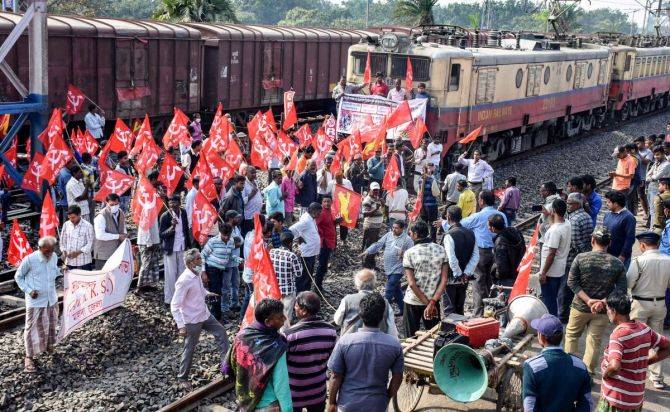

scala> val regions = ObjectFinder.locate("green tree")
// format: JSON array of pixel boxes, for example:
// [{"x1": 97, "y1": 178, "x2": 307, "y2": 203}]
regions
[
  {"x1": 393, "y1": 0, "x2": 438, "y2": 26},
  {"x1": 49, "y1": 0, "x2": 159, "y2": 19},
  {"x1": 153, "y1": 0, "x2": 238, "y2": 23}
]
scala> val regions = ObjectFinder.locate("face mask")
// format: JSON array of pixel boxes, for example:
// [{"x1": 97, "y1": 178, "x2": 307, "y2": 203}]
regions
[
  {"x1": 195, "y1": 118, "x2": 201, "y2": 123},
  {"x1": 193, "y1": 264, "x2": 202, "y2": 273},
  {"x1": 109, "y1": 205, "x2": 120, "y2": 214}
]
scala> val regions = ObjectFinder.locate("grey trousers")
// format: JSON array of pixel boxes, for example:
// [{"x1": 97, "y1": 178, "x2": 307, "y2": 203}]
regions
[
  {"x1": 472, "y1": 247, "x2": 494, "y2": 316},
  {"x1": 164, "y1": 251, "x2": 185, "y2": 304},
  {"x1": 179, "y1": 315, "x2": 230, "y2": 380}
]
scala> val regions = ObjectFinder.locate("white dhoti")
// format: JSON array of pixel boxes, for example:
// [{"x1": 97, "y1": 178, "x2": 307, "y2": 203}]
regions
[
  {"x1": 163, "y1": 251, "x2": 185, "y2": 304},
  {"x1": 24, "y1": 304, "x2": 59, "y2": 358}
]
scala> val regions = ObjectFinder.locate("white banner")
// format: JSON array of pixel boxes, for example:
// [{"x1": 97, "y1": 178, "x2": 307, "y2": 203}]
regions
[
  {"x1": 336, "y1": 94, "x2": 427, "y2": 140},
  {"x1": 57, "y1": 240, "x2": 134, "y2": 341}
]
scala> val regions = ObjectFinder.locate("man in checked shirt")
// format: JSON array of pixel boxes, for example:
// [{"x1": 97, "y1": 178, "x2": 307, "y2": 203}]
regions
[
  {"x1": 60, "y1": 205, "x2": 94, "y2": 270},
  {"x1": 270, "y1": 231, "x2": 303, "y2": 329}
]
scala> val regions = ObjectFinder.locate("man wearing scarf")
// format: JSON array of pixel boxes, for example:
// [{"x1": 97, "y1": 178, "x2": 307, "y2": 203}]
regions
[{"x1": 224, "y1": 299, "x2": 292, "y2": 411}]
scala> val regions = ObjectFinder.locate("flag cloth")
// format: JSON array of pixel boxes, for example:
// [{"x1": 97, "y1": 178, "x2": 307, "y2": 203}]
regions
[
  {"x1": 224, "y1": 138, "x2": 244, "y2": 171},
  {"x1": 70, "y1": 128, "x2": 86, "y2": 155},
  {"x1": 323, "y1": 115, "x2": 337, "y2": 142},
  {"x1": 206, "y1": 151, "x2": 235, "y2": 183},
  {"x1": 285, "y1": 149, "x2": 299, "y2": 172},
  {"x1": 93, "y1": 169, "x2": 135, "y2": 202},
  {"x1": 40, "y1": 108, "x2": 66, "y2": 150},
  {"x1": 192, "y1": 190, "x2": 218, "y2": 244},
  {"x1": 0, "y1": 114, "x2": 9, "y2": 138},
  {"x1": 363, "y1": 52, "x2": 371, "y2": 85},
  {"x1": 250, "y1": 135, "x2": 272, "y2": 171},
  {"x1": 39, "y1": 191, "x2": 59, "y2": 238},
  {"x1": 132, "y1": 176, "x2": 164, "y2": 231},
  {"x1": 129, "y1": 114, "x2": 152, "y2": 157},
  {"x1": 405, "y1": 57, "x2": 413, "y2": 91},
  {"x1": 263, "y1": 108, "x2": 278, "y2": 133},
  {"x1": 163, "y1": 108, "x2": 190, "y2": 150},
  {"x1": 382, "y1": 155, "x2": 401, "y2": 191},
  {"x1": 508, "y1": 224, "x2": 539, "y2": 302},
  {"x1": 277, "y1": 130, "x2": 297, "y2": 159},
  {"x1": 295, "y1": 123, "x2": 313, "y2": 148},
  {"x1": 362, "y1": 125, "x2": 386, "y2": 160},
  {"x1": 458, "y1": 125, "x2": 483, "y2": 145},
  {"x1": 408, "y1": 117, "x2": 428, "y2": 149},
  {"x1": 133, "y1": 138, "x2": 160, "y2": 176},
  {"x1": 41, "y1": 132, "x2": 73, "y2": 185},
  {"x1": 7, "y1": 219, "x2": 33, "y2": 267},
  {"x1": 242, "y1": 213, "x2": 282, "y2": 326},
  {"x1": 313, "y1": 127, "x2": 333, "y2": 155},
  {"x1": 21, "y1": 152, "x2": 45, "y2": 193},
  {"x1": 158, "y1": 154, "x2": 184, "y2": 197},
  {"x1": 82, "y1": 130, "x2": 100, "y2": 155},
  {"x1": 332, "y1": 184, "x2": 362, "y2": 229},
  {"x1": 0, "y1": 137, "x2": 17, "y2": 187},
  {"x1": 108, "y1": 118, "x2": 135, "y2": 153},
  {"x1": 385, "y1": 100, "x2": 412, "y2": 129},
  {"x1": 193, "y1": 159, "x2": 218, "y2": 202},
  {"x1": 283, "y1": 90, "x2": 298, "y2": 130},
  {"x1": 65, "y1": 84, "x2": 86, "y2": 115},
  {"x1": 208, "y1": 109, "x2": 229, "y2": 153},
  {"x1": 408, "y1": 188, "x2": 423, "y2": 222}
]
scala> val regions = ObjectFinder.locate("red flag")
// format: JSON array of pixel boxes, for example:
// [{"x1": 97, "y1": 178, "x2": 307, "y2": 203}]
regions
[
  {"x1": 134, "y1": 138, "x2": 160, "y2": 175},
  {"x1": 263, "y1": 108, "x2": 278, "y2": 133},
  {"x1": 70, "y1": 128, "x2": 85, "y2": 154},
  {"x1": 39, "y1": 109, "x2": 66, "y2": 150},
  {"x1": 508, "y1": 224, "x2": 537, "y2": 302},
  {"x1": 323, "y1": 115, "x2": 337, "y2": 143},
  {"x1": 132, "y1": 176, "x2": 164, "y2": 231},
  {"x1": 408, "y1": 188, "x2": 423, "y2": 222},
  {"x1": 65, "y1": 84, "x2": 86, "y2": 115},
  {"x1": 458, "y1": 125, "x2": 483, "y2": 145},
  {"x1": 21, "y1": 152, "x2": 45, "y2": 193},
  {"x1": 405, "y1": 57, "x2": 413, "y2": 91},
  {"x1": 223, "y1": 138, "x2": 244, "y2": 171},
  {"x1": 330, "y1": 151, "x2": 344, "y2": 175},
  {"x1": 295, "y1": 124, "x2": 313, "y2": 148},
  {"x1": 163, "y1": 108, "x2": 190, "y2": 150},
  {"x1": 82, "y1": 130, "x2": 100, "y2": 155},
  {"x1": 208, "y1": 109, "x2": 230, "y2": 153},
  {"x1": 158, "y1": 154, "x2": 184, "y2": 197},
  {"x1": 285, "y1": 149, "x2": 299, "y2": 172},
  {"x1": 277, "y1": 130, "x2": 297, "y2": 159},
  {"x1": 193, "y1": 159, "x2": 218, "y2": 202},
  {"x1": 39, "y1": 191, "x2": 58, "y2": 238},
  {"x1": 192, "y1": 190, "x2": 218, "y2": 244},
  {"x1": 363, "y1": 52, "x2": 372, "y2": 85},
  {"x1": 206, "y1": 151, "x2": 235, "y2": 182},
  {"x1": 385, "y1": 100, "x2": 413, "y2": 129},
  {"x1": 1, "y1": 137, "x2": 17, "y2": 187},
  {"x1": 109, "y1": 118, "x2": 135, "y2": 153},
  {"x1": 362, "y1": 124, "x2": 387, "y2": 160},
  {"x1": 129, "y1": 114, "x2": 152, "y2": 157},
  {"x1": 242, "y1": 213, "x2": 282, "y2": 326},
  {"x1": 331, "y1": 184, "x2": 362, "y2": 229},
  {"x1": 247, "y1": 111, "x2": 263, "y2": 141},
  {"x1": 408, "y1": 117, "x2": 428, "y2": 149},
  {"x1": 348, "y1": 130, "x2": 363, "y2": 160},
  {"x1": 313, "y1": 127, "x2": 333, "y2": 155},
  {"x1": 382, "y1": 155, "x2": 401, "y2": 191},
  {"x1": 7, "y1": 219, "x2": 33, "y2": 267},
  {"x1": 250, "y1": 135, "x2": 272, "y2": 171},
  {"x1": 41, "y1": 132, "x2": 74, "y2": 185},
  {"x1": 283, "y1": 90, "x2": 298, "y2": 130},
  {"x1": 93, "y1": 169, "x2": 135, "y2": 202}
]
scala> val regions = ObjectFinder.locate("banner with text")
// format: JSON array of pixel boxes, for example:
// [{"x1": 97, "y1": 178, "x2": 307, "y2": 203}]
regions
[
  {"x1": 336, "y1": 94, "x2": 427, "y2": 140},
  {"x1": 57, "y1": 240, "x2": 134, "y2": 341}
]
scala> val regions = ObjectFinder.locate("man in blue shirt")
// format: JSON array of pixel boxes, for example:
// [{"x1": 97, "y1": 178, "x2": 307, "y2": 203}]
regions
[
  {"x1": 522, "y1": 314, "x2": 592, "y2": 412},
  {"x1": 366, "y1": 149, "x2": 385, "y2": 186},
  {"x1": 459, "y1": 190, "x2": 507, "y2": 316},
  {"x1": 582, "y1": 174, "x2": 602, "y2": 226},
  {"x1": 661, "y1": 199, "x2": 670, "y2": 256},
  {"x1": 602, "y1": 190, "x2": 636, "y2": 269},
  {"x1": 201, "y1": 222, "x2": 237, "y2": 321}
]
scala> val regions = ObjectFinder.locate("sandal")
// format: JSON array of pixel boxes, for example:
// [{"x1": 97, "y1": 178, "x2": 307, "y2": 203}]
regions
[{"x1": 24, "y1": 359, "x2": 36, "y2": 373}]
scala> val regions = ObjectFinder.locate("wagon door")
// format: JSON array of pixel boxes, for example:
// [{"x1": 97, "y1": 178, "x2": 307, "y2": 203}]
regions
[
  {"x1": 261, "y1": 41, "x2": 283, "y2": 105},
  {"x1": 115, "y1": 38, "x2": 149, "y2": 117}
]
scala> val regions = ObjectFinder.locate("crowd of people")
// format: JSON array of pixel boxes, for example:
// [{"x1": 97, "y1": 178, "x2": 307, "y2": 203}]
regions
[{"x1": 8, "y1": 79, "x2": 670, "y2": 411}]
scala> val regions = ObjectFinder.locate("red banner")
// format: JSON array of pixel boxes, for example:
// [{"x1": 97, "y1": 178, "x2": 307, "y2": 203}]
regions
[
  {"x1": 331, "y1": 184, "x2": 362, "y2": 229},
  {"x1": 116, "y1": 86, "x2": 151, "y2": 102},
  {"x1": 283, "y1": 90, "x2": 297, "y2": 130}
]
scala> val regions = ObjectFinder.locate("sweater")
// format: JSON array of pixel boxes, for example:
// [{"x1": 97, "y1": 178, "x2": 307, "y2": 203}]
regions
[{"x1": 603, "y1": 209, "x2": 637, "y2": 259}]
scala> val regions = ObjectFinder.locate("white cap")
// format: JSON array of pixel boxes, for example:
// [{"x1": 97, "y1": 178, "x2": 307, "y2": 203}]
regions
[{"x1": 370, "y1": 182, "x2": 380, "y2": 190}]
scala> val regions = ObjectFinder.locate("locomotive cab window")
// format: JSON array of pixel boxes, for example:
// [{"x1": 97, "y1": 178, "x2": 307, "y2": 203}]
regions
[
  {"x1": 449, "y1": 64, "x2": 460, "y2": 91},
  {"x1": 352, "y1": 52, "x2": 386, "y2": 77},
  {"x1": 624, "y1": 55, "x2": 632, "y2": 72},
  {"x1": 391, "y1": 56, "x2": 430, "y2": 81}
]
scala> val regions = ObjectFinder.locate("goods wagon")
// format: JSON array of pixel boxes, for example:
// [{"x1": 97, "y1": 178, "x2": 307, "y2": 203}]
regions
[
  {"x1": 185, "y1": 23, "x2": 376, "y2": 117},
  {"x1": 0, "y1": 12, "x2": 202, "y2": 122}
]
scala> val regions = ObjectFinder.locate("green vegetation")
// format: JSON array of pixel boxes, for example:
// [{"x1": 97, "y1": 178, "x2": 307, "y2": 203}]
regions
[{"x1": 153, "y1": 0, "x2": 238, "y2": 22}]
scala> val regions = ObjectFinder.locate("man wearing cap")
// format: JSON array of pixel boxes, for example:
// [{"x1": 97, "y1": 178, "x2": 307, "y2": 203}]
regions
[
  {"x1": 651, "y1": 177, "x2": 670, "y2": 233},
  {"x1": 626, "y1": 230, "x2": 670, "y2": 388},
  {"x1": 362, "y1": 182, "x2": 384, "y2": 269},
  {"x1": 564, "y1": 226, "x2": 626, "y2": 374},
  {"x1": 523, "y1": 314, "x2": 592, "y2": 411}
]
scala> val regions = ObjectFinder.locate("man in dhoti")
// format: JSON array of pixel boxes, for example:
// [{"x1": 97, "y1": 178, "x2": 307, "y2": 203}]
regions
[{"x1": 14, "y1": 236, "x2": 62, "y2": 373}]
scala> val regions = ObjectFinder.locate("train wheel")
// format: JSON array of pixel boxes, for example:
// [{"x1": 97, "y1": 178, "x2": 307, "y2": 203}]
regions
[
  {"x1": 496, "y1": 369, "x2": 523, "y2": 412},
  {"x1": 392, "y1": 370, "x2": 424, "y2": 412}
]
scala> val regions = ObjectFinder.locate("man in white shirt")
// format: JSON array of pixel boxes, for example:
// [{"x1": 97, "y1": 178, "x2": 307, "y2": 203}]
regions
[
  {"x1": 93, "y1": 193, "x2": 127, "y2": 270},
  {"x1": 427, "y1": 136, "x2": 443, "y2": 180},
  {"x1": 60, "y1": 205, "x2": 94, "y2": 270},
  {"x1": 241, "y1": 166, "x2": 262, "y2": 236},
  {"x1": 84, "y1": 104, "x2": 105, "y2": 140},
  {"x1": 171, "y1": 248, "x2": 229, "y2": 386},
  {"x1": 385, "y1": 187, "x2": 408, "y2": 228},
  {"x1": 185, "y1": 177, "x2": 199, "y2": 227},
  {"x1": 413, "y1": 139, "x2": 429, "y2": 194},
  {"x1": 457, "y1": 149, "x2": 494, "y2": 198},
  {"x1": 317, "y1": 155, "x2": 334, "y2": 199},
  {"x1": 332, "y1": 76, "x2": 366, "y2": 102},
  {"x1": 289, "y1": 202, "x2": 322, "y2": 293},
  {"x1": 443, "y1": 164, "x2": 466, "y2": 207},
  {"x1": 65, "y1": 168, "x2": 90, "y2": 222},
  {"x1": 387, "y1": 78, "x2": 407, "y2": 103},
  {"x1": 537, "y1": 198, "x2": 572, "y2": 317}
]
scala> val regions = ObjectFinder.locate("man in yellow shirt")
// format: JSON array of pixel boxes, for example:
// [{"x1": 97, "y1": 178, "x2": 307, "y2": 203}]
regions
[{"x1": 457, "y1": 179, "x2": 476, "y2": 218}]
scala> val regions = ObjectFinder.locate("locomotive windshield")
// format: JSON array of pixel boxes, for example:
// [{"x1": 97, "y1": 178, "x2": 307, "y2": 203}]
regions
[{"x1": 351, "y1": 52, "x2": 430, "y2": 81}]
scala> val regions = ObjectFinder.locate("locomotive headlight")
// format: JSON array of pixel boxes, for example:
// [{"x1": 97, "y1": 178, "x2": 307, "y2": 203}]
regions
[{"x1": 380, "y1": 33, "x2": 399, "y2": 51}]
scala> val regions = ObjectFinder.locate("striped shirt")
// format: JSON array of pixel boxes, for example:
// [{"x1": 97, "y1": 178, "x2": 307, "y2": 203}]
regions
[
  {"x1": 285, "y1": 316, "x2": 337, "y2": 408},
  {"x1": 201, "y1": 235, "x2": 235, "y2": 270},
  {"x1": 600, "y1": 321, "x2": 669, "y2": 409}
]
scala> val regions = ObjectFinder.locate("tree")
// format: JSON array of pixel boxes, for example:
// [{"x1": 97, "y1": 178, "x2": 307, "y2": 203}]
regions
[
  {"x1": 49, "y1": 0, "x2": 159, "y2": 19},
  {"x1": 393, "y1": 0, "x2": 438, "y2": 26},
  {"x1": 153, "y1": 0, "x2": 238, "y2": 23}
]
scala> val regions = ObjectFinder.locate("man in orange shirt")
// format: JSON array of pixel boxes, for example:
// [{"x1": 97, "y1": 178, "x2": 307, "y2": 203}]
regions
[{"x1": 610, "y1": 146, "x2": 637, "y2": 193}]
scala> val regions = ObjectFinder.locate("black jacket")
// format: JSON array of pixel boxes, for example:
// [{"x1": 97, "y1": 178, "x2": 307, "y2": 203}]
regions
[
  {"x1": 492, "y1": 227, "x2": 526, "y2": 280},
  {"x1": 159, "y1": 208, "x2": 192, "y2": 255},
  {"x1": 221, "y1": 187, "x2": 244, "y2": 217}
]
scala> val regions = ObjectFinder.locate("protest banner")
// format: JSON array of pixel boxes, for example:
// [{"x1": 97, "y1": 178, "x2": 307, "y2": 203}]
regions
[{"x1": 58, "y1": 240, "x2": 134, "y2": 341}]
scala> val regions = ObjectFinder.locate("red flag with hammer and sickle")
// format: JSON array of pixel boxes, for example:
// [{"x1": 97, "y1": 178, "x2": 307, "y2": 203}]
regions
[
  {"x1": 163, "y1": 108, "x2": 191, "y2": 150},
  {"x1": 39, "y1": 191, "x2": 58, "y2": 238},
  {"x1": 108, "y1": 118, "x2": 135, "y2": 153},
  {"x1": 158, "y1": 154, "x2": 184, "y2": 197},
  {"x1": 208, "y1": 109, "x2": 230, "y2": 153},
  {"x1": 7, "y1": 219, "x2": 33, "y2": 267},
  {"x1": 41, "y1": 132, "x2": 73, "y2": 185},
  {"x1": 331, "y1": 184, "x2": 362, "y2": 229},
  {"x1": 134, "y1": 137, "x2": 161, "y2": 176},
  {"x1": 21, "y1": 152, "x2": 45, "y2": 193},
  {"x1": 283, "y1": 91, "x2": 298, "y2": 131},
  {"x1": 65, "y1": 84, "x2": 86, "y2": 115},
  {"x1": 206, "y1": 151, "x2": 235, "y2": 183},
  {"x1": 277, "y1": 130, "x2": 298, "y2": 159},
  {"x1": 408, "y1": 117, "x2": 428, "y2": 149},
  {"x1": 70, "y1": 128, "x2": 86, "y2": 154},
  {"x1": 295, "y1": 123, "x2": 313, "y2": 148},
  {"x1": 242, "y1": 213, "x2": 282, "y2": 326},
  {"x1": 130, "y1": 114, "x2": 153, "y2": 157},
  {"x1": 408, "y1": 187, "x2": 423, "y2": 222},
  {"x1": 323, "y1": 115, "x2": 337, "y2": 142},
  {"x1": 385, "y1": 100, "x2": 413, "y2": 130},
  {"x1": 363, "y1": 52, "x2": 372, "y2": 85},
  {"x1": 39, "y1": 108, "x2": 66, "y2": 150},
  {"x1": 382, "y1": 155, "x2": 401, "y2": 191},
  {"x1": 93, "y1": 169, "x2": 135, "y2": 202},
  {"x1": 192, "y1": 190, "x2": 218, "y2": 244},
  {"x1": 250, "y1": 135, "x2": 271, "y2": 171},
  {"x1": 82, "y1": 129, "x2": 100, "y2": 155},
  {"x1": 224, "y1": 138, "x2": 244, "y2": 171},
  {"x1": 405, "y1": 57, "x2": 413, "y2": 91},
  {"x1": 132, "y1": 176, "x2": 164, "y2": 231},
  {"x1": 193, "y1": 158, "x2": 218, "y2": 202}
]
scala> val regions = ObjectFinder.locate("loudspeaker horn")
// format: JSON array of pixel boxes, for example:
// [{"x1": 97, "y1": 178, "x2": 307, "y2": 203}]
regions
[
  {"x1": 502, "y1": 294, "x2": 548, "y2": 339},
  {"x1": 433, "y1": 343, "x2": 488, "y2": 402}
]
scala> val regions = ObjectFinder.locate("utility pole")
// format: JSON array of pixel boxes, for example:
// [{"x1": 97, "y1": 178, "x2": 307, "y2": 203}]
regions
[
  {"x1": 630, "y1": 10, "x2": 638, "y2": 35},
  {"x1": 365, "y1": 0, "x2": 369, "y2": 28}
]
